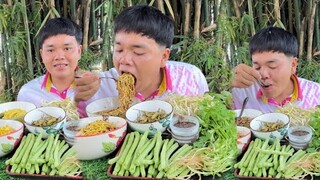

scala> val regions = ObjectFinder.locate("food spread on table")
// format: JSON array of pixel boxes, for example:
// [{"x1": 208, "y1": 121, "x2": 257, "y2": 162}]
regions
[{"x1": 0, "y1": 93, "x2": 320, "y2": 180}]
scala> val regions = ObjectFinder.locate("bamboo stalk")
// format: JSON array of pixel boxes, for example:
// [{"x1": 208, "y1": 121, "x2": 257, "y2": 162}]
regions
[
  {"x1": 90, "y1": 1, "x2": 97, "y2": 41},
  {"x1": 202, "y1": 0, "x2": 209, "y2": 26},
  {"x1": 247, "y1": 0, "x2": 255, "y2": 36},
  {"x1": 293, "y1": 0, "x2": 301, "y2": 40},
  {"x1": 257, "y1": 0, "x2": 263, "y2": 26},
  {"x1": 21, "y1": 0, "x2": 34, "y2": 77},
  {"x1": 193, "y1": 0, "x2": 201, "y2": 39},
  {"x1": 274, "y1": 0, "x2": 281, "y2": 21},
  {"x1": 298, "y1": 17, "x2": 306, "y2": 59},
  {"x1": 63, "y1": 0, "x2": 68, "y2": 17},
  {"x1": 232, "y1": 0, "x2": 241, "y2": 18},
  {"x1": 183, "y1": 0, "x2": 191, "y2": 36},
  {"x1": 306, "y1": 1, "x2": 317, "y2": 61},
  {"x1": 4, "y1": 32, "x2": 12, "y2": 95},
  {"x1": 70, "y1": 0, "x2": 76, "y2": 22},
  {"x1": 288, "y1": 0, "x2": 293, "y2": 33},
  {"x1": 156, "y1": 0, "x2": 165, "y2": 14},
  {"x1": 82, "y1": 0, "x2": 91, "y2": 51},
  {"x1": 315, "y1": 4, "x2": 320, "y2": 51},
  {"x1": 49, "y1": 0, "x2": 55, "y2": 19},
  {"x1": 101, "y1": 1, "x2": 113, "y2": 70},
  {"x1": 172, "y1": 0, "x2": 179, "y2": 34},
  {"x1": 0, "y1": 34, "x2": 5, "y2": 94}
]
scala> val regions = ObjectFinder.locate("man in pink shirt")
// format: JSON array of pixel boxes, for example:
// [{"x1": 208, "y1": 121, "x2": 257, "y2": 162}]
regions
[
  {"x1": 232, "y1": 26, "x2": 320, "y2": 113},
  {"x1": 75, "y1": 5, "x2": 209, "y2": 114}
]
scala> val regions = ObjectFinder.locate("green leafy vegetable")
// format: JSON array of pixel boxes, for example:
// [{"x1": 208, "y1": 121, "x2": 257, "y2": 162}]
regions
[{"x1": 306, "y1": 107, "x2": 320, "y2": 153}]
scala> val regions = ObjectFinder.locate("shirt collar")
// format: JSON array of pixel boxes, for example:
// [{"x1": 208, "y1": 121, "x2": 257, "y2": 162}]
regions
[
  {"x1": 41, "y1": 72, "x2": 76, "y2": 98},
  {"x1": 256, "y1": 74, "x2": 302, "y2": 106},
  {"x1": 135, "y1": 66, "x2": 172, "y2": 101}
]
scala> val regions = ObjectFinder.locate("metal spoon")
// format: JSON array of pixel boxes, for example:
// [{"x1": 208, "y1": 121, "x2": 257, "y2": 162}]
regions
[
  {"x1": 74, "y1": 75, "x2": 117, "y2": 81},
  {"x1": 236, "y1": 97, "x2": 249, "y2": 121}
]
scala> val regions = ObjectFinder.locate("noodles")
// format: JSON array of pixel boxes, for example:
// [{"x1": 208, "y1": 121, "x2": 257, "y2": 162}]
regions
[
  {"x1": 0, "y1": 125, "x2": 15, "y2": 136},
  {"x1": 2, "y1": 109, "x2": 27, "y2": 119},
  {"x1": 42, "y1": 98, "x2": 80, "y2": 121},
  {"x1": 77, "y1": 120, "x2": 116, "y2": 136},
  {"x1": 97, "y1": 73, "x2": 135, "y2": 117}
]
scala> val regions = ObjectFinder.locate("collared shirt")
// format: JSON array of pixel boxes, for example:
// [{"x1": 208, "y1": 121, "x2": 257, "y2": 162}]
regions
[
  {"x1": 232, "y1": 75, "x2": 320, "y2": 113},
  {"x1": 17, "y1": 72, "x2": 77, "y2": 107},
  {"x1": 83, "y1": 61, "x2": 209, "y2": 116}
]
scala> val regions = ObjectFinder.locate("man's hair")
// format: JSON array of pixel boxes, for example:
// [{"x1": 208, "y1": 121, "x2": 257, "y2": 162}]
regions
[
  {"x1": 38, "y1": 17, "x2": 82, "y2": 48},
  {"x1": 114, "y1": 5, "x2": 174, "y2": 48},
  {"x1": 249, "y1": 26, "x2": 298, "y2": 57}
]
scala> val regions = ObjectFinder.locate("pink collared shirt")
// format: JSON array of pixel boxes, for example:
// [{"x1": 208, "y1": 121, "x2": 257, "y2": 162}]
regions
[
  {"x1": 232, "y1": 77, "x2": 320, "y2": 113},
  {"x1": 17, "y1": 72, "x2": 76, "y2": 107}
]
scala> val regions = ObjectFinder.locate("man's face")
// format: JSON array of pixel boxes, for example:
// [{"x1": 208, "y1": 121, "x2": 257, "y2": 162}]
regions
[
  {"x1": 252, "y1": 51, "x2": 297, "y2": 101},
  {"x1": 40, "y1": 34, "x2": 82, "y2": 80},
  {"x1": 113, "y1": 31, "x2": 170, "y2": 93}
]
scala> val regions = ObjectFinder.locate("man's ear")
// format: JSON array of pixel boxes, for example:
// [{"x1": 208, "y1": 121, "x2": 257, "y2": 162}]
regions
[
  {"x1": 160, "y1": 48, "x2": 170, "y2": 67},
  {"x1": 77, "y1": 45, "x2": 83, "y2": 62},
  {"x1": 291, "y1": 57, "x2": 298, "y2": 74},
  {"x1": 40, "y1": 49, "x2": 44, "y2": 61}
]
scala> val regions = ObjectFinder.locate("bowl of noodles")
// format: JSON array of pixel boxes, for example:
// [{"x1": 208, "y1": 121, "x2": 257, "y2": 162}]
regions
[
  {"x1": 23, "y1": 106, "x2": 67, "y2": 138},
  {"x1": 0, "y1": 120, "x2": 24, "y2": 157},
  {"x1": 126, "y1": 100, "x2": 173, "y2": 136},
  {"x1": 0, "y1": 101, "x2": 36, "y2": 122},
  {"x1": 63, "y1": 116, "x2": 127, "y2": 160}
]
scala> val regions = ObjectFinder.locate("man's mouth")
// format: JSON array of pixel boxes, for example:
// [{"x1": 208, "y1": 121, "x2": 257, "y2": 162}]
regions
[
  {"x1": 121, "y1": 71, "x2": 137, "y2": 85},
  {"x1": 53, "y1": 64, "x2": 68, "y2": 67}
]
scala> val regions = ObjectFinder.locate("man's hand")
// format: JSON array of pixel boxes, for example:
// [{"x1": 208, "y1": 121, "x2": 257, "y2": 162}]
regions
[
  {"x1": 74, "y1": 72, "x2": 100, "y2": 103},
  {"x1": 231, "y1": 64, "x2": 260, "y2": 88}
]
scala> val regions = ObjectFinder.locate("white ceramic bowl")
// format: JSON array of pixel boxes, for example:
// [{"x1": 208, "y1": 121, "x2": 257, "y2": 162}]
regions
[
  {"x1": 0, "y1": 101, "x2": 36, "y2": 122},
  {"x1": 86, "y1": 97, "x2": 119, "y2": 117},
  {"x1": 237, "y1": 126, "x2": 251, "y2": 153},
  {"x1": 68, "y1": 116, "x2": 127, "y2": 160},
  {"x1": 234, "y1": 109, "x2": 263, "y2": 128},
  {"x1": 126, "y1": 100, "x2": 173, "y2": 136},
  {"x1": 250, "y1": 113, "x2": 290, "y2": 141},
  {"x1": 0, "y1": 120, "x2": 24, "y2": 157},
  {"x1": 23, "y1": 106, "x2": 67, "y2": 138}
]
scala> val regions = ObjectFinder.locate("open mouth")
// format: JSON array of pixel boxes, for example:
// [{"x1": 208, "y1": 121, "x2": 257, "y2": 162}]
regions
[
  {"x1": 121, "y1": 71, "x2": 137, "y2": 85},
  {"x1": 53, "y1": 64, "x2": 68, "y2": 67}
]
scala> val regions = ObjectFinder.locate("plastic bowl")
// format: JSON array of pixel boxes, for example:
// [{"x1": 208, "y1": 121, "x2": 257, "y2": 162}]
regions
[
  {"x1": 287, "y1": 125, "x2": 312, "y2": 150},
  {"x1": 0, "y1": 101, "x2": 36, "y2": 122},
  {"x1": 250, "y1": 113, "x2": 290, "y2": 141},
  {"x1": 0, "y1": 120, "x2": 24, "y2": 157},
  {"x1": 126, "y1": 100, "x2": 173, "y2": 136},
  {"x1": 237, "y1": 126, "x2": 251, "y2": 153},
  {"x1": 24, "y1": 106, "x2": 67, "y2": 138},
  {"x1": 69, "y1": 116, "x2": 127, "y2": 160},
  {"x1": 169, "y1": 116, "x2": 200, "y2": 145}
]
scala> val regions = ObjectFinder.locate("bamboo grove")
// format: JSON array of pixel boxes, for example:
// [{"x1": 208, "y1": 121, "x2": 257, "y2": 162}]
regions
[{"x1": 0, "y1": 0, "x2": 319, "y2": 102}]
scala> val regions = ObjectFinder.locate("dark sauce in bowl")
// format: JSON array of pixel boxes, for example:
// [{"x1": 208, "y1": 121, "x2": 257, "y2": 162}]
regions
[{"x1": 174, "y1": 121, "x2": 195, "y2": 128}]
